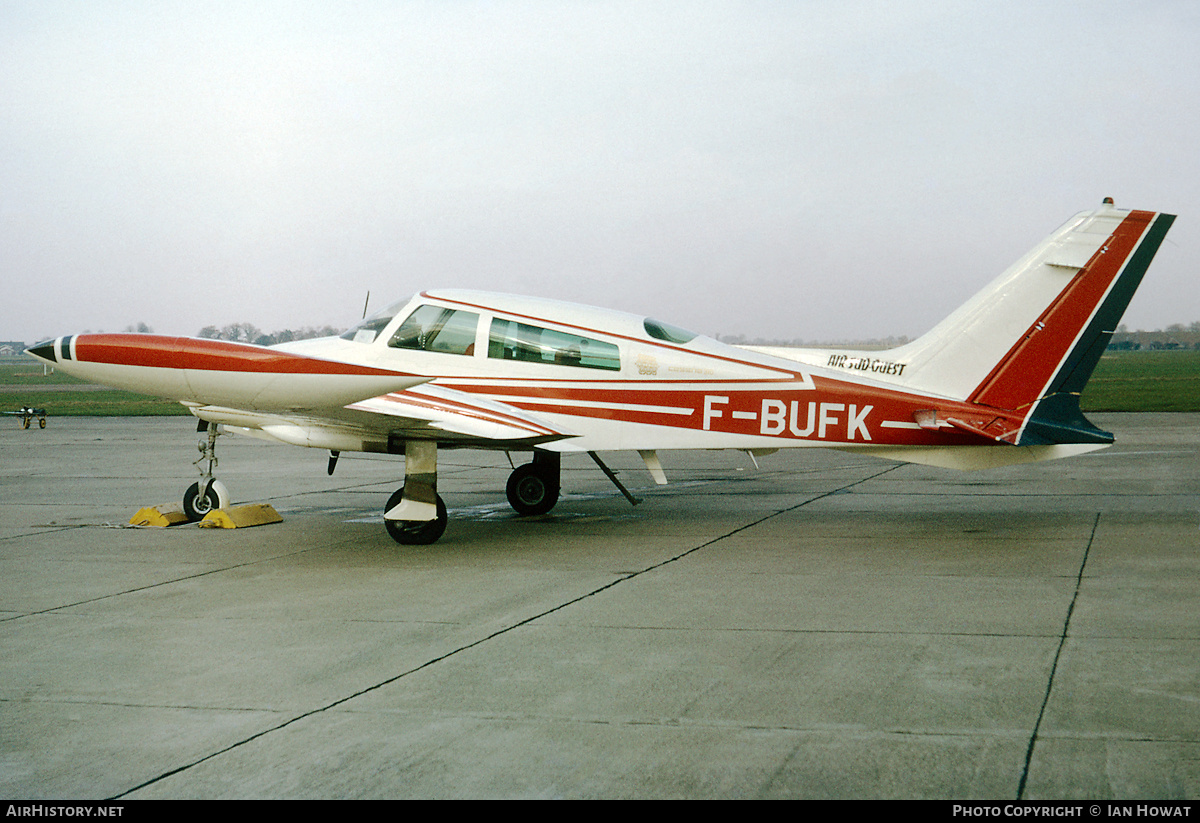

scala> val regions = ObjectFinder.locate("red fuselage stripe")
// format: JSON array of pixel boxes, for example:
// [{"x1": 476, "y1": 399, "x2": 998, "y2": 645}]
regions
[
  {"x1": 75, "y1": 335, "x2": 414, "y2": 377},
  {"x1": 447, "y1": 378, "x2": 1006, "y2": 446}
]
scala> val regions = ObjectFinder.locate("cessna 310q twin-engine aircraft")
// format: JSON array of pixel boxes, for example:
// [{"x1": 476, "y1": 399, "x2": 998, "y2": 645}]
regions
[{"x1": 26, "y1": 201, "x2": 1175, "y2": 544}]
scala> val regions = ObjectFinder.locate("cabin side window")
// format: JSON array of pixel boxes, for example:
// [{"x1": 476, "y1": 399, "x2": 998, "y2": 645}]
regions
[
  {"x1": 488, "y1": 318, "x2": 620, "y2": 371},
  {"x1": 388, "y1": 305, "x2": 479, "y2": 355}
]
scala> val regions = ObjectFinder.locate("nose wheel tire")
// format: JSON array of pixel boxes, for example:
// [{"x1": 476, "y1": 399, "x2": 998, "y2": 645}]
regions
[
  {"x1": 183, "y1": 480, "x2": 230, "y2": 522},
  {"x1": 506, "y1": 463, "x2": 560, "y2": 516},
  {"x1": 384, "y1": 490, "x2": 448, "y2": 545}
]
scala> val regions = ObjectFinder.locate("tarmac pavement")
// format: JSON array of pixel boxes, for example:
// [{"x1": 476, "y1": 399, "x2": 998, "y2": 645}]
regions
[{"x1": 0, "y1": 414, "x2": 1196, "y2": 799}]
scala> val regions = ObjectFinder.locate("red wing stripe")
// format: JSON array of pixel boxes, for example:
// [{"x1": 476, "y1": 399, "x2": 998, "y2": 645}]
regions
[{"x1": 366, "y1": 391, "x2": 560, "y2": 436}]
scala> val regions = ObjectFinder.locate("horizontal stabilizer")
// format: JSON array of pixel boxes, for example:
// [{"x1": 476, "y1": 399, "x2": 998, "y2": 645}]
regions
[{"x1": 835, "y1": 443, "x2": 1110, "y2": 470}]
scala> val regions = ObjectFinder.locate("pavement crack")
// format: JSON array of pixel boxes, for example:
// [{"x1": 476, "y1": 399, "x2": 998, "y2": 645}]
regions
[{"x1": 1015, "y1": 511, "x2": 1100, "y2": 800}]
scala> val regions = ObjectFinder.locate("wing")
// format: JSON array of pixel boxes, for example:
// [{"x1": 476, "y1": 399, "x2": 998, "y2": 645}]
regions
[{"x1": 193, "y1": 382, "x2": 577, "y2": 453}]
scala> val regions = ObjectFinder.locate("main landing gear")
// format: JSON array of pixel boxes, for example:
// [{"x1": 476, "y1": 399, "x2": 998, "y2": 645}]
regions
[
  {"x1": 382, "y1": 446, "x2": 563, "y2": 546},
  {"x1": 383, "y1": 440, "x2": 448, "y2": 545},
  {"x1": 385, "y1": 489, "x2": 447, "y2": 545},
  {"x1": 505, "y1": 451, "x2": 560, "y2": 516}
]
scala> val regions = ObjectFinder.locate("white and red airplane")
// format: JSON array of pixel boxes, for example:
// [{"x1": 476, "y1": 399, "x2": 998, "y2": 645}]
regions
[{"x1": 26, "y1": 200, "x2": 1175, "y2": 544}]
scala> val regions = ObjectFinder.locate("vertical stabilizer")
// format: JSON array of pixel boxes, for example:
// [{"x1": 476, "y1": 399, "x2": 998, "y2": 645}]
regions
[{"x1": 889, "y1": 202, "x2": 1174, "y2": 444}]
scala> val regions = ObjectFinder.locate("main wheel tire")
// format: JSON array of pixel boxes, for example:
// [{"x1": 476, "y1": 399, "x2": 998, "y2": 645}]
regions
[
  {"x1": 183, "y1": 480, "x2": 230, "y2": 522},
  {"x1": 506, "y1": 463, "x2": 560, "y2": 516},
  {"x1": 384, "y1": 490, "x2": 448, "y2": 545}
]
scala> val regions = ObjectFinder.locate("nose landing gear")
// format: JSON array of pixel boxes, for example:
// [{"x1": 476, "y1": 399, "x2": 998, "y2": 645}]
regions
[{"x1": 182, "y1": 421, "x2": 231, "y2": 522}]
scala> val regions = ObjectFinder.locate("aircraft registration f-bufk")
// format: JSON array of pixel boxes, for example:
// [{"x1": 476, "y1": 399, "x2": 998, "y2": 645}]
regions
[{"x1": 27, "y1": 201, "x2": 1175, "y2": 544}]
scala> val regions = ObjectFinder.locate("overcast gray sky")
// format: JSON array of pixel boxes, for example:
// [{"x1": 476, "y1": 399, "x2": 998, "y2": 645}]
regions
[{"x1": 2, "y1": 0, "x2": 1197, "y2": 346}]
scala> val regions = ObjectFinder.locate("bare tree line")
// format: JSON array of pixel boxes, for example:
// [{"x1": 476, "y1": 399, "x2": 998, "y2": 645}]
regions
[
  {"x1": 115, "y1": 322, "x2": 343, "y2": 346},
  {"x1": 196, "y1": 323, "x2": 344, "y2": 346}
]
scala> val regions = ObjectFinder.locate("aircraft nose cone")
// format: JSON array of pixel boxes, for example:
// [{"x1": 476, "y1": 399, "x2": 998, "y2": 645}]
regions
[{"x1": 26, "y1": 340, "x2": 57, "y2": 363}]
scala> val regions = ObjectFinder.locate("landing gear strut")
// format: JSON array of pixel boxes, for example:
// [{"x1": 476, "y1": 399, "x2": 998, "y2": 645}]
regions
[
  {"x1": 183, "y1": 420, "x2": 230, "y2": 521},
  {"x1": 506, "y1": 451, "x2": 560, "y2": 516}
]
